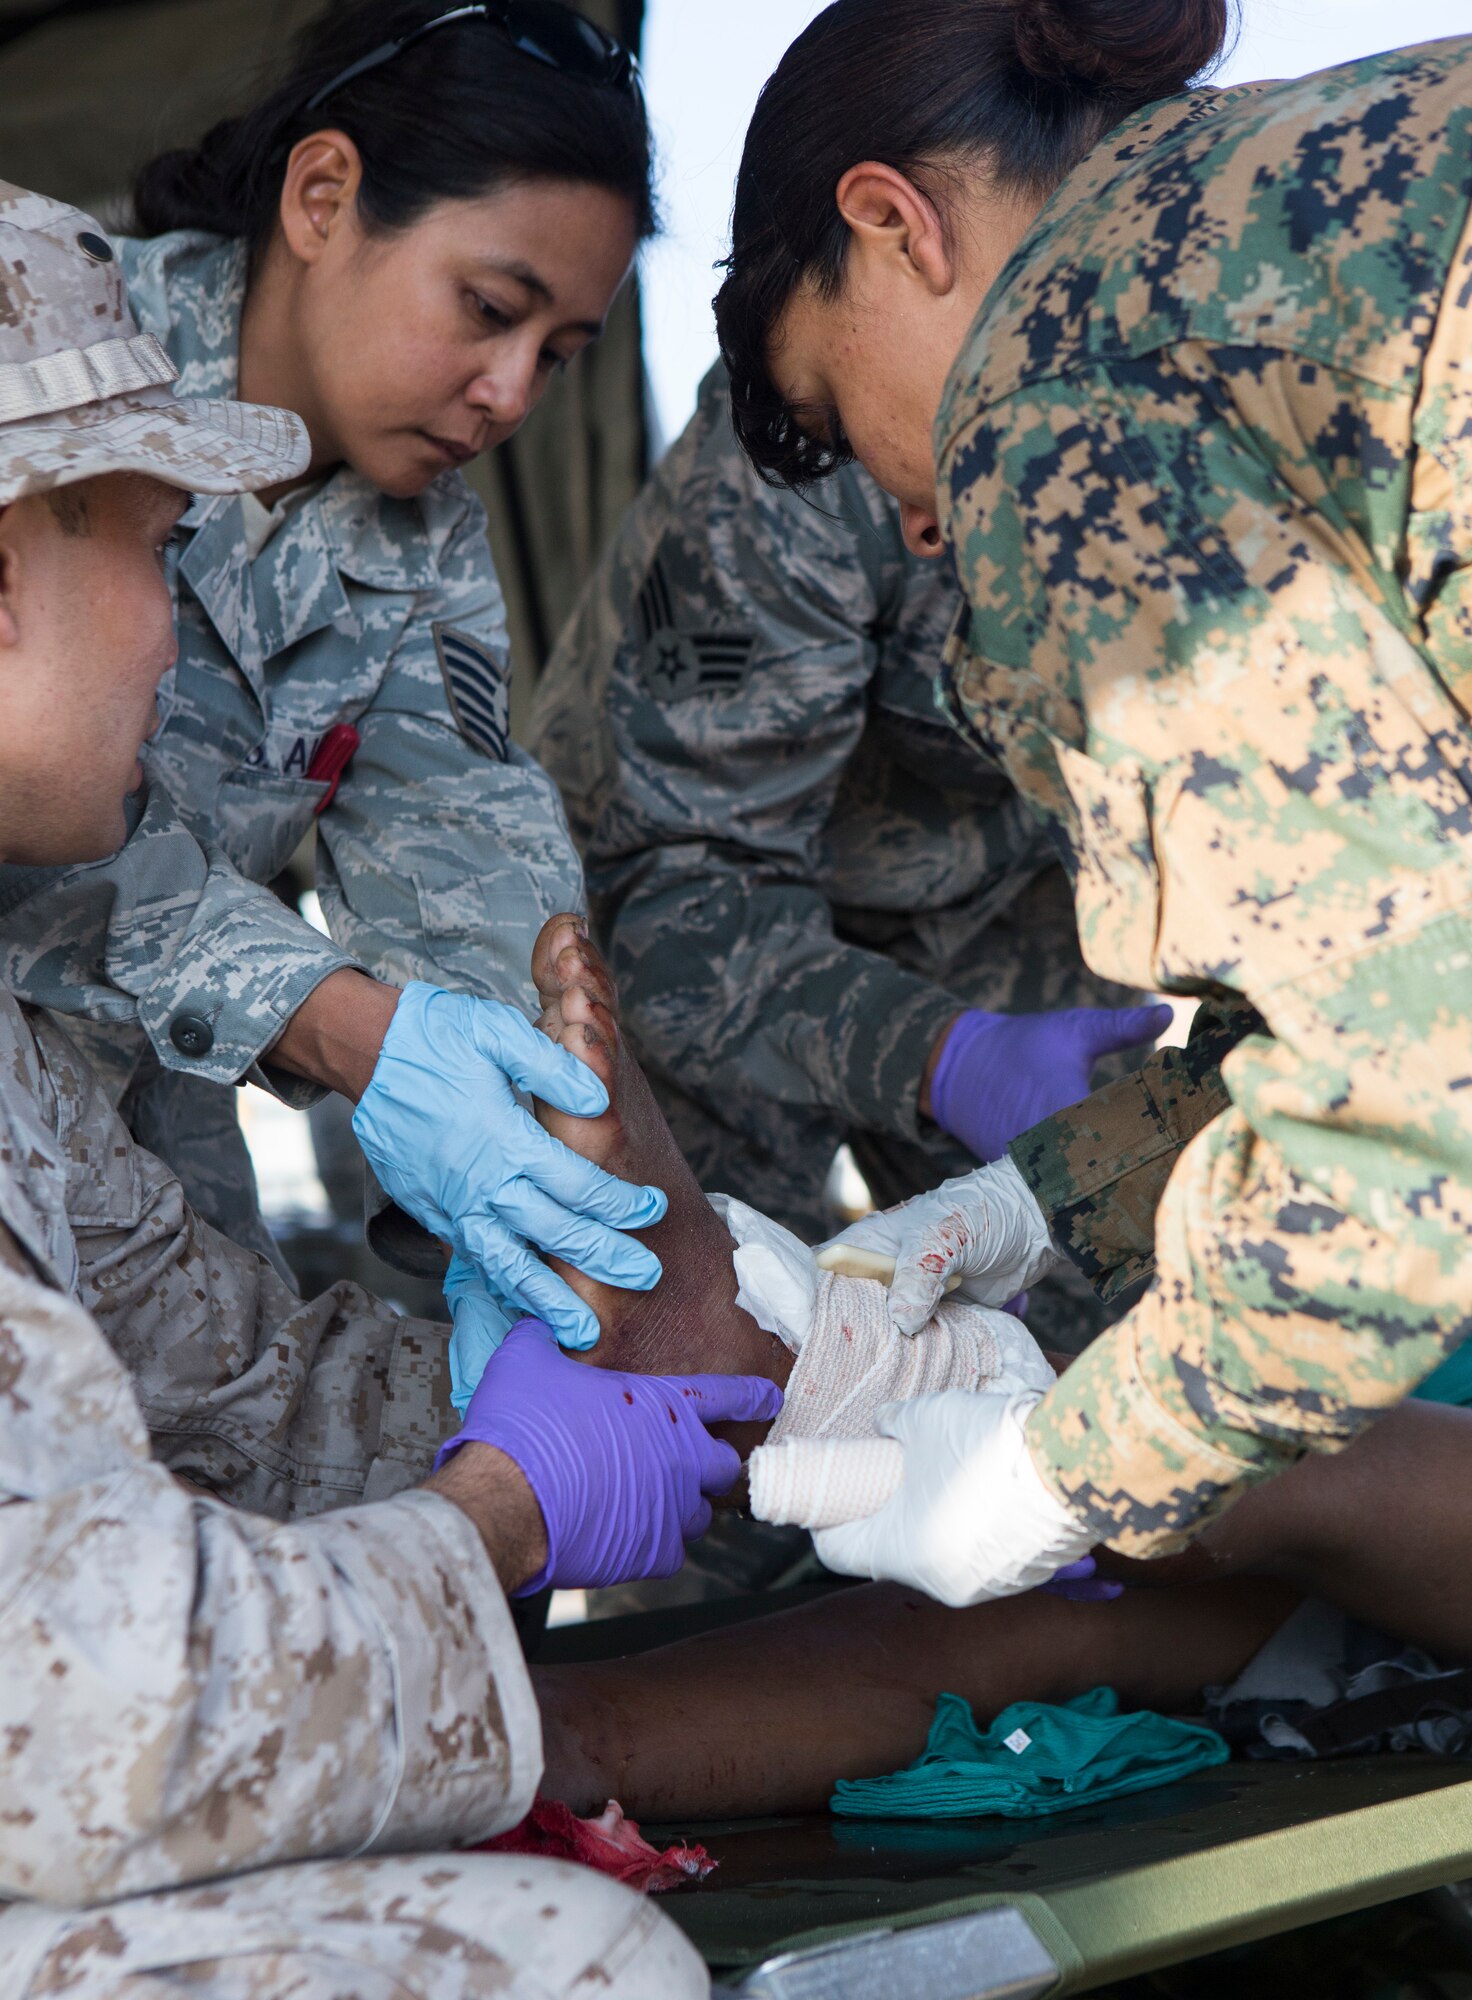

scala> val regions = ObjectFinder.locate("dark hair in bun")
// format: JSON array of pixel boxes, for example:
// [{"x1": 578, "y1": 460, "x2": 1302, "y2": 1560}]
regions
[
  {"x1": 717, "y1": 0, "x2": 1234, "y2": 489},
  {"x1": 132, "y1": 0, "x2": 654, "y2": 249}
]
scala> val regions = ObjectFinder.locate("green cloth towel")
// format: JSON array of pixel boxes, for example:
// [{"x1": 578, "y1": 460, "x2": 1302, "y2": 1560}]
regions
[
  {"x1": 1414, "y1": 1341, "x2": 1472, "y2": 1407},
  {"x1": 831, "y1": 1687, "x2": 1229, "y2": 1821}
]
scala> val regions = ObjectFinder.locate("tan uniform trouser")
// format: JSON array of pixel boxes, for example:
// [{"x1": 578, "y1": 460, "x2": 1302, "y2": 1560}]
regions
[{"x1": 0, "y1": 1854, "x2": 707, "y2": 2000}]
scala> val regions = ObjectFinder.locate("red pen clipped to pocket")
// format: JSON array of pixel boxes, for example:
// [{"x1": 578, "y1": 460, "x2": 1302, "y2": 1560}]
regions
[{"x1": 307, "y1": 723, "x2": 361, "y2": 813}]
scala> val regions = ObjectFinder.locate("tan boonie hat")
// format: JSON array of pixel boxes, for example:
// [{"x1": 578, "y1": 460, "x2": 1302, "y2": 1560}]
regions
[{"x1": 0, "y1": 180, "x2": 308, "y2": 505}]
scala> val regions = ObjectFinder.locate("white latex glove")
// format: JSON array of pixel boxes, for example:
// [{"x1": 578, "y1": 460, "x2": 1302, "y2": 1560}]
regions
[
  {"x1": 819, "y1": 1157, "x2": 1061, "y2": 1335},
  {"x1": 813, "y1": 1388, "x2": 1093, "y2": 1607}
]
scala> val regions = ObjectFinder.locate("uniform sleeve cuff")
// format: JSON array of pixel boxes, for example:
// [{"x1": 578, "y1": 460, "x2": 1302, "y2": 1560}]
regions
[
  {"x1": 139, "y1": 949, "x2": 358, "y2": 1091},
  {"x1": 306, "y1": 1490, "x2": 541, "y2": 1852},
  {"x1": 1026, "y1": 1293, "x2": 1267, "y2": 1559},
  {"x1": 843, "y1": 976, "x2": 967, "y2": 1142}
]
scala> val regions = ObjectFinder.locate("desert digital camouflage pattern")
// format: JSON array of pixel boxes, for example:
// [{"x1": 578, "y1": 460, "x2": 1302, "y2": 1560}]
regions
[
  {"x1": 935, "y1": 38, "x2": 1472, "y2": 1553},
  {"x1": 0, "y1": 1853, "x2": 707, "y2": 1999},
  {"x1": 0, "y1": 986, "x2": 536, "y2": 1893},
  {"x1": 0, "y1": 993, "x2": 705, "y2": 1993},
  {"x1": 0, "y1": 230, "x2": 583, "y2": 1251},
  {"x1": 531, "y1": 365, "x2": 1142, "y2": 1258},
  {"x1": 7, "y1": 993, "x2": 456, "y2": 1513},
  {"x1": 0, "y1": 181, "x2": 306, "y2": 505}
]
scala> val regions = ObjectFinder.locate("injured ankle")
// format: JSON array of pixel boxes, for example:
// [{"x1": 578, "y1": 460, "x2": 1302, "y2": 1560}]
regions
[{"x1": 718, "y1": 1196, "x2": 1053, "y2": 1524}]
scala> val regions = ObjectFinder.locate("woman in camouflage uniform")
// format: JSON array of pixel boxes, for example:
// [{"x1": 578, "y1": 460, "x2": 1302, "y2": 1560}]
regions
[
  {"x1": 0, "y1": 0, "x2": 668, "y2": 1350},
  {"x1": 717, "y1": 2, "x2": 1472, "y2": 1601}
]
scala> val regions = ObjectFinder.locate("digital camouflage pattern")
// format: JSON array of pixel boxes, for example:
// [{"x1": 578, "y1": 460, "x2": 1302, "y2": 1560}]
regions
[
  {"x1": 0, "y1": 181, "x2": 307, "y2": 507},
  {"x1": 936, "y1": 39, "x2": 1472, "y2": 1554},
  {"x1": 0, "y1": 994, "x2": 704, "y2": 1993},
  {"x1": 1009, "y1": 999, "x2": 1246, "y2": 1304},
  {"x1": 0, "y1": 230, "x2": 583, "y2": 1250},
  {"x1": 531, "y1": 365, "x2": 1142, "y2": 1257},
  {"x1": 0, "y1": 1852, "x2": 707, "y2": 1999},
  {"x1": 0, "y1": 986, "x2": 543, "y2": 1902}
]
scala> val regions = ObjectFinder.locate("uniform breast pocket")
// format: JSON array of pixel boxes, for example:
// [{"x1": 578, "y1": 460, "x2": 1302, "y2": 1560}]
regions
[
  {"x1": 214, "y1": 767, "x2": 330, "y2": 884},
  {"x1": 1049, "y1": 736, "x2": 1166, "y2": 992}
]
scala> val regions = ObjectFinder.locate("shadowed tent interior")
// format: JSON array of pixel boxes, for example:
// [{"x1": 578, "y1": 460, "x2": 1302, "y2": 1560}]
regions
[{"x1": 0, "y1": 0, "x2": 648, "y2": 727}]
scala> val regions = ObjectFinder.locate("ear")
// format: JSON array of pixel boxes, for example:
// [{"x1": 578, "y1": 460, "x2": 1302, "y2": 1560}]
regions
[
  {"x1": 0, "y1": 503, "x2": 21, "y2": 651},
  {"x1": 834, "y1": 162, "x2": 956, "y2": 299},
  {"x1": 277, "y1": 130, "x2": 365, "y2": 267}
]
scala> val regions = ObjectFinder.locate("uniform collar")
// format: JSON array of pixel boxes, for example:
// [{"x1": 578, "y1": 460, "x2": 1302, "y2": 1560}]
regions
[{"x1": 159, "y1": 234, "x2": 438, "y2": 674}]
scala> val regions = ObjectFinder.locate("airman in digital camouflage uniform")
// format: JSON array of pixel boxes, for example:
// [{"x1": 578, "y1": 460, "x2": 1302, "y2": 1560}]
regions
[
  {"x1": 532, "y1": 363, "x2": 1160, "y2": 1341},
  {"x1": 0, "y1": 224, "x2": 582, "y2": 1275},
  {"x1": 0, "y1": 178, "x2": 707, "y2": 2000}
]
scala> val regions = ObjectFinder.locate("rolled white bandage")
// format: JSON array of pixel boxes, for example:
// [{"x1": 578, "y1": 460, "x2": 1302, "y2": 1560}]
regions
[{"x1": 749, "y1": 1436, "x2": 904, "y2": 1531}]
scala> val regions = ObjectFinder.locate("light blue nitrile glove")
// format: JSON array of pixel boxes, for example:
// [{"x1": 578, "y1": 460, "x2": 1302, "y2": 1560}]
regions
[
  {"x1": 930, "y1": 1004, "x2": 1173, "y2": 1165},
  {"x1": 446, "y1": 1255, "x2": 516, "y2": 1415},
  {"x1": 354, "y1": 983, "x2": 667, "y2": 1353}
]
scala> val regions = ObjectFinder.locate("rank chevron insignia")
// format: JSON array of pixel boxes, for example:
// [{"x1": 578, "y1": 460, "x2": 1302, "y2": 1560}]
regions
[
  {"x1": 637, "y1": 554, "x2": 757, "y2": 702},
  {"x1": 434, "y1": 623, "x2": 511, "y2": 762}
]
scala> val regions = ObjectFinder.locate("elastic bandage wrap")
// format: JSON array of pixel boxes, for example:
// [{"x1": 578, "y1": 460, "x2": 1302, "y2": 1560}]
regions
[{"x1": 747, "y1": 1265, "x2": 1053, "y2": 1532}]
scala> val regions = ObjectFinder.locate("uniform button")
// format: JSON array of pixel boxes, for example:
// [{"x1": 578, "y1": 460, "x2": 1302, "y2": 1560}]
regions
[{"x1": 170, "y1": 1013, "x2": 215, "y2": 1058}]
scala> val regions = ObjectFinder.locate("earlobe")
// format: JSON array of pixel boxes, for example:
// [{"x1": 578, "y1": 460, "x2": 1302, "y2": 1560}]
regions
[{"x1": 835, "y1": 161, "x2": 955, "y2": 298}]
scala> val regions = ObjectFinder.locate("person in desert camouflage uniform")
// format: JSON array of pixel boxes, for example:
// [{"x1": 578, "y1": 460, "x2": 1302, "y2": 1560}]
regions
[
  {"x1": 720, "y1": 3, "x2": 1472, "y2": 1598},
  {"x1": 532, "y1": 363, "x2": 1169, "y2": 1346},
  {"x1": 0, "y1": 0, "x2": 671, "y2": 1360},
  {"x1": 0, "y1": 176, "x2": 733, "y2": 2000}
]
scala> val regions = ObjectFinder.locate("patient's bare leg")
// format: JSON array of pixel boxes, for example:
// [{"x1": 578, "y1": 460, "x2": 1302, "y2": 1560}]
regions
[
  {"x1": 537, "y1": 1400, "x2": 1472, "y2": 1821},
  {"x1": 537, "y1": 1576, "x2": 1295, "y2": 1820},
  {"x1": 1113, "y1": 1398, "x2": 1472, "y2": 1662},
  {"x1": 531, "y1": 917, "x2": 791, "y2": 1437}
]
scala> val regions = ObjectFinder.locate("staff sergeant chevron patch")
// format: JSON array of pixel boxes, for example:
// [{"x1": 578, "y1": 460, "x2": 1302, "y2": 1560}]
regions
[
  {"x1": 637, "y1": 552, "x2": 756, "y2": 703},
  {"x1": 434, "y1": 623, "x2": 511, "y2": 762}
]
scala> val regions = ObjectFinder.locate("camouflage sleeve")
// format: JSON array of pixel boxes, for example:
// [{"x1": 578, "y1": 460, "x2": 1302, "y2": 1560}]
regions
[
  {"x1": 940, "y1": 341, "x2": 1472, "y2": 1556},
  {"x1": 536, "y1": 382, "x2": 962, "y2": 1145},
  {"x1": 0, "y1": 1256, "x2": 539, "y2": 1905},
  {"x1": 0, "y1": 782, "x2": 356, "y2": 1101},
  {"x1": 1009, "y1": 998, "x2": 1251, "y2": 1301},
  {"x1": 26, "y1": 1005, "x2": 452, "y2": 1516},
  {"x1": 314, "y1": 481, "x2": 583, "y2": 1017}
]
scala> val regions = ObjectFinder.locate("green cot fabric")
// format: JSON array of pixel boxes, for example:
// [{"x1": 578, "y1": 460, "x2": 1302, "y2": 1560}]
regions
[
  {"x1": 1414, "y1": 1342, "x2": 1472, "y2": 1407},
  {"x1": 831, "y1": 1687, "x2": 1229, "y2": 1821}
]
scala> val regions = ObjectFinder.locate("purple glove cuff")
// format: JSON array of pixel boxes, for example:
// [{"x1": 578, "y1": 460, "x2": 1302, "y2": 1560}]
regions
[
  {"x1": 928, "y1": 1011, "x2": 1002, "y2": 1150},
  {"x1": 434, "y1": 1316, "x2": 549, "y2": 1476}
]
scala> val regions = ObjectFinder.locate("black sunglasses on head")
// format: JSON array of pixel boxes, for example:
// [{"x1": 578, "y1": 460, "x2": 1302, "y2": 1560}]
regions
[{"x1": 305, "y1": 1, "x2": 638, "y2": 112}]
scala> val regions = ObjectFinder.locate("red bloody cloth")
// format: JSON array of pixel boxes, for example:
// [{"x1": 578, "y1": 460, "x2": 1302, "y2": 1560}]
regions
[{"x1": 476, "y1": 1798, "x2": 716, "y2": 1894}]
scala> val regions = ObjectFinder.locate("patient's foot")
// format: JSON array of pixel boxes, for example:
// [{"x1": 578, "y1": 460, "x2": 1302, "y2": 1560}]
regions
[{"x1": 531, "y1": 916, "x2": 791, "y2": 1438}]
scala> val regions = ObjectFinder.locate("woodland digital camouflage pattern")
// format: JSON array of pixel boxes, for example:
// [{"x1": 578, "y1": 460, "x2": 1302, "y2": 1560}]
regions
[
  {"x1": 935, "y1": 39, "x2": 1472, "y2": 1553},
  {"x1": 0, "y1": 230, "x2": 583, "y2": 1251},
  {"x1": 0, "y1": 993, "x2": 703, "y2": 1993},
  {"x1": 531, "y1": 365, "x2": 1142, "y2": 1264}
]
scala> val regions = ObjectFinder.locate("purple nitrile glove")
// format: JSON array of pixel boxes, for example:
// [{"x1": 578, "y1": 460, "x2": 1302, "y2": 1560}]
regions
[
  {"x1": 929, "y1": 1004, "x2": 1174, "y2": 1164},
  {"x1": 1042, "y1": 1556, "x2": 1124, "y2": 1604},
  {"x1": 437, "y1": 1319, "x2": 784, "y2": 1596}
]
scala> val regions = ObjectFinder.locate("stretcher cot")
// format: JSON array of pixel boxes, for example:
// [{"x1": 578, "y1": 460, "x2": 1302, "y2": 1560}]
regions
[{"x1": 541, "y1": 1593, "x2": 1472, "y2": 1998}]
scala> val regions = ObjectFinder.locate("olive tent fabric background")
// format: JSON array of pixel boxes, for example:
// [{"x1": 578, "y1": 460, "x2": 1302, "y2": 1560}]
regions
[{"x1": 0, "y1": 0, "x2": 650, "y2": 723}]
